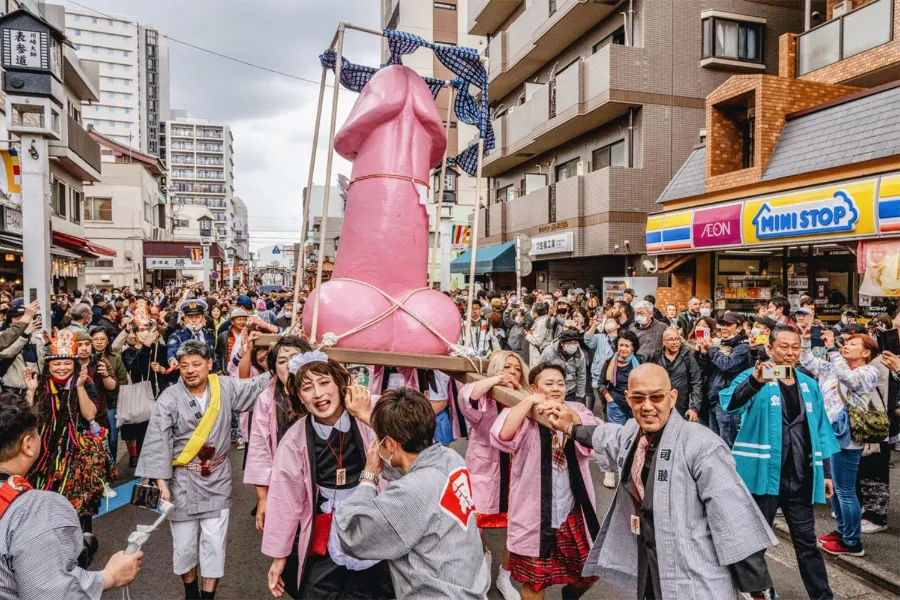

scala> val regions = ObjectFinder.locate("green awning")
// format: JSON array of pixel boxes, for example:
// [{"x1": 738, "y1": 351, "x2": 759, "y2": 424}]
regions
[{"x1": 450, "y1": 241, "x2": 516, "y2": 274}]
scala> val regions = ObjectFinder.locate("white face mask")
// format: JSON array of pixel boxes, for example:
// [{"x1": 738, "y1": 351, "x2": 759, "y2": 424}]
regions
[
  {"x1": 750, "y1": 328, "x2": 761, "y2": 337},
  {"x1": 516, "y1": 317, "x2": 525, "y2": 324},
  {"x1": 188, "y1": 322, "x2": 204, "y2": 333},
  {"x1": 604, "y1": 320, "x2": 618, "y2": 333},
  {"x1": 562, "y1": 343, "x2": 578, "y2": 355},
  {"x1": 635, "y1": 315, "x2": 649, "y2": 326},
  {"x1": 700, "y1": 308, "x2": 712, "y2": 317}
]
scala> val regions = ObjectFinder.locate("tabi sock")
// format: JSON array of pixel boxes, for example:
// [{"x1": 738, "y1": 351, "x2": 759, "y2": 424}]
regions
[
  {"x1": 183, "y1": 578, "x2": 200, "y2": 599},
  {"x1": 200, "y1": 590, "x2": 216, "y2": 599}
]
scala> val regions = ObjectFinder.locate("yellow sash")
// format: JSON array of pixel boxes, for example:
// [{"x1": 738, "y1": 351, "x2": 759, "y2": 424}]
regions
[{"x1": 173, "y1": 374, "x2": 221, "y2": 467}]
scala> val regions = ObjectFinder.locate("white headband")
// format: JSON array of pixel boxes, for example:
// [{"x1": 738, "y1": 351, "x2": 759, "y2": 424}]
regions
[{"x1": 288, "y1": 350, "x2": 329, "y2": 375}]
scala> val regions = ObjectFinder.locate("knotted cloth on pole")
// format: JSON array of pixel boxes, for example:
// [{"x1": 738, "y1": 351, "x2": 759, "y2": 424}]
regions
[{"x1": 318, "y1": 28, "x2": 494, "y2": 176}]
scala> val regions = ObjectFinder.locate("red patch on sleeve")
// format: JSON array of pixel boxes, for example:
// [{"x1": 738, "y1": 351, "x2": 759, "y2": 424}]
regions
[{"x1": 439, "y1": 467, "x2": 476, "y2": 529}]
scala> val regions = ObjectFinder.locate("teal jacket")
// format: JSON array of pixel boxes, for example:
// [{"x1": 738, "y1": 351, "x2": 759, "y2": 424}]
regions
[{"x1": 719, "y1": 368, "x2": 840, "y2": 504}]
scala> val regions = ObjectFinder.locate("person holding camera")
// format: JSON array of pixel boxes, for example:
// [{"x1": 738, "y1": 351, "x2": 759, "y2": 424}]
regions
[
  {"x1": 0, "y1": 393, "x2": 143, "y2": 599},
  {"x1": 719, "y1": 326, "x2": 839, "y2": 600}
]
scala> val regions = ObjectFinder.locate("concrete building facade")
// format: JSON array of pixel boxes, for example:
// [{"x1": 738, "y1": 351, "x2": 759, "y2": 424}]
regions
[{"x1": 469, "y1": 0, "x2": 812, "y2": 292}]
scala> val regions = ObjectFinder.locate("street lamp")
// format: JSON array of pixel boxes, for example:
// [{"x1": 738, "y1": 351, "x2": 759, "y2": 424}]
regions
[{"x1": 432, "y1": 165, "x2": 458, "y2": 204}]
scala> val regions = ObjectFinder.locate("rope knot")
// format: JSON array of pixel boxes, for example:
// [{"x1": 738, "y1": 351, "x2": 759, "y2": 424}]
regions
[{"x1": 320, "y1": 332, "x2": 340, "y2": 347}]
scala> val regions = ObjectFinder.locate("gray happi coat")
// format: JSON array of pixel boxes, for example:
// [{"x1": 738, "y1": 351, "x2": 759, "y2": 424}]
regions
[
  {"x1": 136, "y1": 372, "x2": 272, "y2": 521},
  {"x1": 583, "y1": 411, "x2": 777, "y2": 599},
  {"x1": 334, "y1": 443, "x2": 490, "y2": 600}
]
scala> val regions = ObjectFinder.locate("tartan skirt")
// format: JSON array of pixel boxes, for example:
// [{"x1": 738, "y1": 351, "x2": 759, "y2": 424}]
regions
[{"x1": 507, "y1": 507, "x2": 599, "y2": 591}]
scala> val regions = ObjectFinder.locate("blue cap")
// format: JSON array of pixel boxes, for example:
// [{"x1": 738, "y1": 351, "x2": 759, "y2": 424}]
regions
[
  {"x1": 236, "y1": 295, "x2": 253, "y2": 308},
  {"x1": 179, "y1": 298, "x2": 208, "y2": 315}
]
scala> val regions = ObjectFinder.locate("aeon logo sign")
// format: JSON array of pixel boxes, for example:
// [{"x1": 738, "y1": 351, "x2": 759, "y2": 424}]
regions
[{"x1": 751, "y1": 190, "x2": 859, "y2": 240}]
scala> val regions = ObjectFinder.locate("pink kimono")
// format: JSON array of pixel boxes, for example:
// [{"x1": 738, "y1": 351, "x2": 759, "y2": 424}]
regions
[
  {"x1": 244, "y1": 382, "x2": 278, "y2": 486},
  {"x1": 261, "y1": 412, "x2": 379, "y2": 587},
  {"x1": 457, "y1": 383, "x2": 506, "y2": 517},
  {"x1": 489, "y1": 402, "x2": 601, "y2": 557},
  {"x1": 366, "y1": 366, "x2": 419, "y2": 395}
]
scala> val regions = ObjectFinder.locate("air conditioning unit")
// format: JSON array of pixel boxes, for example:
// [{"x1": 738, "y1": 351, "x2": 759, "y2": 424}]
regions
[
  {"x1": 832, "y1": 0, "x2": 852, "y2": 18},
  {"x1": 101, "y1": 275, "x2": 111, "y2": 282}
]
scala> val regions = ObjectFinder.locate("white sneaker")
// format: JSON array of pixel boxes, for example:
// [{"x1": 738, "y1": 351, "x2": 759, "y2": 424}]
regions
[
  {"x1": 236, "y1": 438, "x2": 246, "y2": 450},
  {"x1": 603, "y1": 471, "x2": 616, "y2": 488},
  {"x1": 496, "y1": 567, "x2": 520, "y2": 600},
  {"x1": 861, "y1": 519, "x2": 888, "y2": 534},
  {"x1": 103, "y1": 483, "x2": 117, "y2": 499}
]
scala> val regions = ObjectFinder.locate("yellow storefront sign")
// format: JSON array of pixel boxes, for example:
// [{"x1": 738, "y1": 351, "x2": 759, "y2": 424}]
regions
[{"x1": 742, "y1": 178, "x2": 878, "y2": 245}]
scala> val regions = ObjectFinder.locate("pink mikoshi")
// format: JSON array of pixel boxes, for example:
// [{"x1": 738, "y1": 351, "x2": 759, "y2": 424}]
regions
[{"x1": 302, "y1": 65, "x2": 462, "y2": 355}]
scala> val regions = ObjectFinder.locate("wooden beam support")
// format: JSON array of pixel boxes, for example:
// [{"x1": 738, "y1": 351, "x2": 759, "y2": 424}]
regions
[
  {"x1": 322, "y1": 347, "x2": 486, "y2": 373},
  {"x1": 448, "y1": 372, "x2": 555, "y2": 429}
]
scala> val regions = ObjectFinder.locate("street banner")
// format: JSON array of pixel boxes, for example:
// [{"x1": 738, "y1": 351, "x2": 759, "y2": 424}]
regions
[
  {"x1": 451, "y1": 225, "x2": 471, "y2": 251},
  {"x1": 0, "y1": 149, "x2": 21, "y2": 206},
  {"x1": 190, "y1": 248, "x2": 203, "y2": 261},
  {"x1": 859, "y1": 239, "x2": 900, "y2": 297}
]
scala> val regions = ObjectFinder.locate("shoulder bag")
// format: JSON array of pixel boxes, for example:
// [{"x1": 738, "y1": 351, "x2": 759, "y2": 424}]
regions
[{"x1": 117, "y1": 348, "x2": 156, "y2": 426}]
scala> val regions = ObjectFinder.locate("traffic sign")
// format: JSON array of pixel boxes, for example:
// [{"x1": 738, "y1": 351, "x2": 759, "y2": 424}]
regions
[
  {"x1": 517, "y1": 234, "x2": 532, "y2": 255},
  {"x1": 519, "y1": 256, "x2": 533, "y2": 277},
  {"x1": 211, "y1": 272, "x2": 220, "y2": 280}
]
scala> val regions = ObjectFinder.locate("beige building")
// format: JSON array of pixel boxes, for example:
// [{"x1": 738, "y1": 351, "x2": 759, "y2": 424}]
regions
[
  {"x1": 82, "y1": 131, "x2": 169, "y2": 289},
  {"x1": 381, "y1": 0, "x2": 487, "y2": 290},
  {"x1": 470, "y1": 0, "x2": 813, "y2": 291}
]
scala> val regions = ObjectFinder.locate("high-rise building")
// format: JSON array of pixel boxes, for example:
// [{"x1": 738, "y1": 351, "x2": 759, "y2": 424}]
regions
[
  {"x1": 64, "y1": 5, "x2": 170, "y2": 153},
  {"x1": 164, "y1": 110, "x2": 237, "y2": 249},
  {"x1": 468, "y1": 0, "x2": 812, "y2": 291},
  {"x1": 380, "y1": 0, "x2": 487, "y2": 290}
]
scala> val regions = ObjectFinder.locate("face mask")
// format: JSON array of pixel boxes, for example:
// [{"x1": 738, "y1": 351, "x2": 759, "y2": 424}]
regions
[
  {"x1": 635, "y1": 315, "x2": 649, "y2": 326},
  {"x1": 516, "y1": 317, "x2": 525, "y2": 324},
  {"x1": 558, "y1": 307, "x2": 568, "y2": 314},
  {"x1": 700, "y1": 308, "x2": 712, "y2": 317},
  {"x1": 604, "y1": 321, "x2": 618, "y2": 333},
  {"x1": 562, "y1": 343, "x2": 578, "y2": 355},
  {"x1": 841, "y1": 316, "x2": 849, "y2": 325},
  {"x1": 712, "y1": 338, "x2": 722, "y2": 346},
  {"x1": 188, "y1": 322, "x2": 203, "y2": 333},
  {"x1": 750, "y1": 327, "x2": 761, "y2": 337}
]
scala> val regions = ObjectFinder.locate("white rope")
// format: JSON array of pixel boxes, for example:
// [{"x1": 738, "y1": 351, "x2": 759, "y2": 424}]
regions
[{"x1": 315, "y1": 277, "x2": 484, "y2": 372}]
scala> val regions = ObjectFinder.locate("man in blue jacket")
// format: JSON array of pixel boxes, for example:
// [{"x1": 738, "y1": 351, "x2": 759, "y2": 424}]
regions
[
  {"x1": 696, "y1": 311, "x2": 751, "y2": 447},
  {"x1": 720, "y1": 325, "x2": 840, "y2": 600}
]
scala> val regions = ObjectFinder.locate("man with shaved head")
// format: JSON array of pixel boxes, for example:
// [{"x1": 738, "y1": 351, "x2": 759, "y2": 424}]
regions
[{"x1": 547, "y1": 364, "x2": 778, "y2": 599}]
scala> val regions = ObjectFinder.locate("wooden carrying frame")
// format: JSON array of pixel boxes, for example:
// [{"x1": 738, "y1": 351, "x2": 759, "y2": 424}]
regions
[{"x1": 291, "y1": 23, "x2": 550, "y2": 427}]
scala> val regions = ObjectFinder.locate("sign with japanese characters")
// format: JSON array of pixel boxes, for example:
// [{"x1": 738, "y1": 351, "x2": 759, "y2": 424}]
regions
[
  {"x1": 145, "y1": 257, "x2": 203, "y2": 270},
  {"x1": 1, "y1": 29, "x2": 48, "y2": 70},
  {"x1": 439, "y1": 467, "x2": 475, "y2": 529},
  {"x1": 529, "y1": 231, "x2": 574, "y2": 256}
]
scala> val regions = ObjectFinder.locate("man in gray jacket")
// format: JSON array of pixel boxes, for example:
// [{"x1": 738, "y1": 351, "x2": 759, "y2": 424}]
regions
[
  {"x1": 336, "y1": 387, "x2": 489, "y2": 600},
  {"x1": 628, "y1": 301, "x2": 668, "y2": 361}
]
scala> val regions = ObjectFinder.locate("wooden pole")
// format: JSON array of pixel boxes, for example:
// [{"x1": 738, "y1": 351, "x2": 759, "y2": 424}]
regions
[
  {"x1": 451, "y1": 372, "x2": 554, "y2": 429},
  {"x1": 310, "y1": 24, "x2": 346, "y2": 345},
  {"x1": 464, "y1": 138, "x2": 485, "y2": 349},
  {"x1": 428, "y1": 85, "x2": 457, "y2": 289},
  {"x1": 291, "y1": 66, "x2": 328, "y2": 327}
]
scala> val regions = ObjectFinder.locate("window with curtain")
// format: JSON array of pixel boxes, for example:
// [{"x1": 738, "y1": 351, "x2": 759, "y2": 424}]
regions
[
  {"x1": 85, "y1": 197, "x2": 113, "y2": 222},
  {"x1": 702, "y1": 16, "x2": 763, "y2": 63}
]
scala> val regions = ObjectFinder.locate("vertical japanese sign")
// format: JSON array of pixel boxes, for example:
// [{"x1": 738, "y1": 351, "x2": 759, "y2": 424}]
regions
[{"x1": 1, "y1": 29, "x2": 47, "y2": 69}]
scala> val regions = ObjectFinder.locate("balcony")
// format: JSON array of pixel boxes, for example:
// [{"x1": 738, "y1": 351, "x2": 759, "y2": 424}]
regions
[
  {"x1": 468, "y1": 0, "x2": 522, "y2": 36},
  {"x1": 488, "y1": 0, "x2": 619, "y2": 101},
  {"x1": 49, "y1": 115, "x2": 102, "y2": 182},
  {"x1": 797, "y1": 0, "x2": 893, "y2": 76},
  {"x1": 483, "y1": 44, "x2": 645, "y2": 177}
]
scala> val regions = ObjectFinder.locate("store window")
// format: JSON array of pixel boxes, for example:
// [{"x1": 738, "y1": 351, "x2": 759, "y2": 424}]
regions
[
  {"x1": 701, "y1": 15, "x2": 764, "y2": 63},
  {"x1": 592, "y1": 140, "x2": 626, "y2": 171}
]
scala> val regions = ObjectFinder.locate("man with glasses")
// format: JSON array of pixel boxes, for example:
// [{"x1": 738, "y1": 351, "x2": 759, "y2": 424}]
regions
[
  {"x1": 547, "y1": 364, "x2": 777, "y2": 599},
  {"x1": 648, "y1": 327, "x2": 702, "y2": 422}
]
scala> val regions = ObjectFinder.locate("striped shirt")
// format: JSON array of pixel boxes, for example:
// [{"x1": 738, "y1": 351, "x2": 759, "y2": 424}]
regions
[{"x1": 0, "y1": 489, "x2": 105, "y2": 599}]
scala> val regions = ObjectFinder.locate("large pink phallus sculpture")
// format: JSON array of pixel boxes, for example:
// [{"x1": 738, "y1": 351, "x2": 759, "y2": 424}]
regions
[{"x1": 302, "y1": 65, "x2": 462, "y2": 354}]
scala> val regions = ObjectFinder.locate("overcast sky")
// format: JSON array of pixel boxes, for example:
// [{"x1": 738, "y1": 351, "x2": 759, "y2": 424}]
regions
[{"x1": 65, "y1": 0, "x2": 383, "y2": 251}]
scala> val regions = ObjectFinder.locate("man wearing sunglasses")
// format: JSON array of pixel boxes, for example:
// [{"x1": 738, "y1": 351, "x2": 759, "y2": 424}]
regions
[{"x1": 547, "y1": 363, "x2": 777, "y2": 599}]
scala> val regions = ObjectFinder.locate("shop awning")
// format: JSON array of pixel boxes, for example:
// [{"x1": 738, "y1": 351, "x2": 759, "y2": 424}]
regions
[
  {"x1": 50, "y1": 245, "x2": 83, "y2": 260},
  {"x1": 52, "y1": 231, "x2": 117, "y2": 258},
  {"x1": 450, "y1": 241, "x2": 516, "y2": 274}
]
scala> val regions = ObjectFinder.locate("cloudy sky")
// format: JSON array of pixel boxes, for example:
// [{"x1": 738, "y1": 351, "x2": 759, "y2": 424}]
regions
[{"x1": 65, "y1": 0, "x2": 384, "y2": 251}]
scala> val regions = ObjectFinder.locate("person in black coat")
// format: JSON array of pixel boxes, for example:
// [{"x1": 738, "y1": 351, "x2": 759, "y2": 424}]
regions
[{"x1": 649, "y1": 326, "x2": 702, "y2": 420}]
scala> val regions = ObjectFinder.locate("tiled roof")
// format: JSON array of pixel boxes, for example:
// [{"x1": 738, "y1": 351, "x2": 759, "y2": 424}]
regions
[
  {"x1": 763, "y1": 85, "x2": 900, "y2": 182},
  {"x1": 656, "y1": 146, "x2": 706, "y2": 204}
]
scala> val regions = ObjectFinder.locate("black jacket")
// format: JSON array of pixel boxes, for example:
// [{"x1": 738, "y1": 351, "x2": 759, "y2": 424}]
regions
[
  {"x1": 649, "y1": 347, "x2": 702, "y2": 416},
  {"x1": 216, "y1": 328, "x2": 237, "y2": 375}
]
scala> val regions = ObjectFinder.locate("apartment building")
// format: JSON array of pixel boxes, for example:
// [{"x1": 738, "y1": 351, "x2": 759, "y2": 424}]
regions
[
  {"x1": 164, "y1": 110, "x2": 237, "y2": 249},
  {"x1": 470, "y1": 0, "x2": 811, "y2": 291},
  {"x1": 83, "y1": 130, "x2": 169, "y2": 289},
  {"x1": 649, "y1": 0, "x2": 900, "y2": 319},
  {"x1": 64, "y1": 6, "x2": 170, "y2": 153},
  {"x1": 381, "y1": 0, "x2": 487, "y2": 290}
]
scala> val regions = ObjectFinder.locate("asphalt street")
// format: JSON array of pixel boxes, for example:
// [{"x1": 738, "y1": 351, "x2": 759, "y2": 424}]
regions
[{"x1": 91, "y1": 441, "x2": 896, "y2": 600}]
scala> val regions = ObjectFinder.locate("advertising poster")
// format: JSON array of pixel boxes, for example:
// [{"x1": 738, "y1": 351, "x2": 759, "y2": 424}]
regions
[{"x1": 859, "y1": 239, "x2": 900, "y2": 297}]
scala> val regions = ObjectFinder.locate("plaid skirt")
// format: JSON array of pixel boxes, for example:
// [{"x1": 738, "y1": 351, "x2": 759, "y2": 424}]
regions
[{"x1": 508, "y1": 507, "x2": 599, "y2": 591}]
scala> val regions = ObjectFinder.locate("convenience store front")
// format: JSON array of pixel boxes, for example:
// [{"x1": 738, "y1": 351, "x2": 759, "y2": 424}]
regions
[{"x1": 646, "y1": 172, "x2": 900, "y2": 321}]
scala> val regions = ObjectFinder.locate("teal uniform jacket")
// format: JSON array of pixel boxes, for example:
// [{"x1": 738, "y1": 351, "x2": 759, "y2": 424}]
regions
[{"x1": 719, "y1": 368, "x2": 840, "y2": 504}]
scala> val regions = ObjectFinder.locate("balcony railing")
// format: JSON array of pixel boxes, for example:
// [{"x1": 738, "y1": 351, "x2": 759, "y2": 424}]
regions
[
  {"x1": 798, "y1": 0, "x2": 893, "y2": 75},
  {"x1": 67, "y1": 115, "x2": 101, "y2": 174}
]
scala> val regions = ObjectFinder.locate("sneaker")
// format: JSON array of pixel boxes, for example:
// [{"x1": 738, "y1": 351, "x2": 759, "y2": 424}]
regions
[
  {"x1": 496, "y1": 567, "x2": 521, "y2": 600},
  {"x1": 861, "y1": 520, "x2": 888, "y2": 534},
  {"x1": 603, "y1": 471, "x2": 616, "y2": 489},
  {"x1": 817, "y1": 531, "x2": 841, "y2": 545},
  {"x1": 830, "y1": 511, "x2": 836, "y2": 519},
  {"x1": 821, "y1": 540, "x2": 865, "y2": 557},
  {"x1": 775, "y1": 508, "x2": 784, "y2": 518},
  {"x1": 103, "y1": 483, "x2": 117, "y2": 499},
  {"x1": 236, "y1": 438, "x2": 246, "y2": 450},
  {"x1": 128, "y1": 455, "x2": 138, "y2": 468}
]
